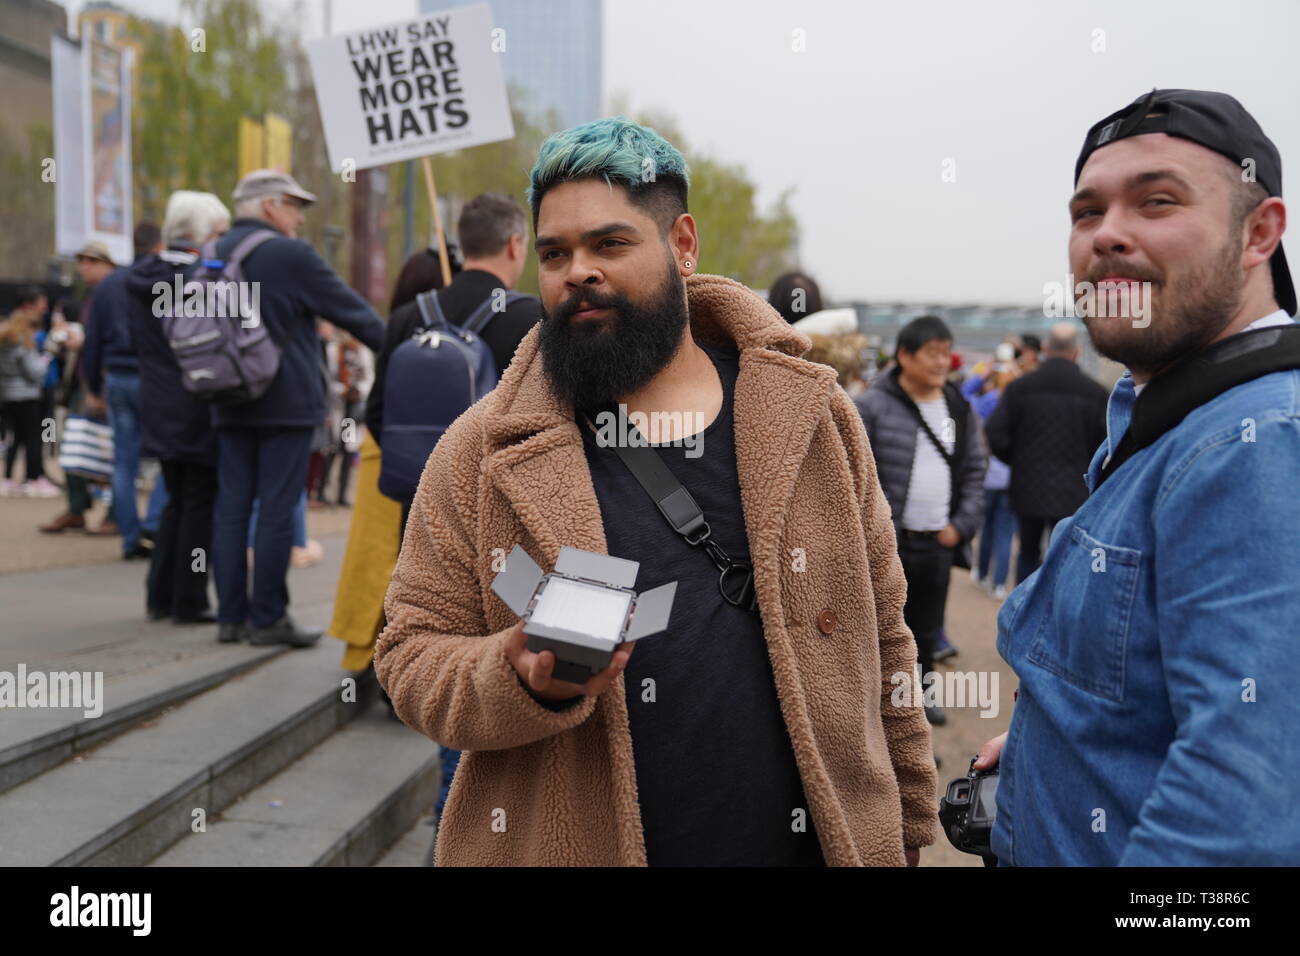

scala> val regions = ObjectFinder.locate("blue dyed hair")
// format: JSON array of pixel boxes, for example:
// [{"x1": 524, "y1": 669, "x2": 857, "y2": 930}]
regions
[{"x1": 527, "y1": 117, "x2": 690, "y2": 233}]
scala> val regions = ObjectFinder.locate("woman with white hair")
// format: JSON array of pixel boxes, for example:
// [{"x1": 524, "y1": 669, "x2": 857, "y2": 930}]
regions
[{"x1": 124, "y1": 190, "x2": 230, "y2": 625}]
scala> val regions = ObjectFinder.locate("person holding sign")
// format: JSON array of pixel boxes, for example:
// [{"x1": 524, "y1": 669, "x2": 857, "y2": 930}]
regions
[{"x1": 376, "y1": 118, "x2": 936, "y2": 867}]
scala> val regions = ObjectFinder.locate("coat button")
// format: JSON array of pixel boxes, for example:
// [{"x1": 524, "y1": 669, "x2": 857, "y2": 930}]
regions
[{"x1": 817, "y1": 609, "x2": 837, "y2": 634}]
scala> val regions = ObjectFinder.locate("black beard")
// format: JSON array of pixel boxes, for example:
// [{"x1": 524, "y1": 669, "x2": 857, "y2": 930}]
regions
[
  {"x1": 537, "y1": 259, "x2": 689, "y2": 412},
  {"x1": 1082, "y1": 236, "x2": 1244, "y2": 379}
]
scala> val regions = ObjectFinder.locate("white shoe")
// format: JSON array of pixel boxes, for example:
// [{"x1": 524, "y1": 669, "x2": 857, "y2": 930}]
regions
[
  {"x1": 993, "y1": 585, "x2": 1008, "y2": 600},
  {"x1": 0, "y1": 478, "x2": 16, "y2": 497},
  {"x1": 970, "y1": 568, "x2": 982, "y2": 586},
  {"x1": 23, "y1": 478, "x2": 61, "y2": 498}
]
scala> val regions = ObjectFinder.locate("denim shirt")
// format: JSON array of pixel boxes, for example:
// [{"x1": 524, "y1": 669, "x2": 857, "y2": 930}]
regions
[{"x1": 992, "y1": 320, "x2": 1300, "y2": 865}]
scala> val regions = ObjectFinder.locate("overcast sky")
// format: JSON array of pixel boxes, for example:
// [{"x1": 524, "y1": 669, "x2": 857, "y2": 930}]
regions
[{"x1": 66, "y1": 0, "x2": 1300, "y2": 305}]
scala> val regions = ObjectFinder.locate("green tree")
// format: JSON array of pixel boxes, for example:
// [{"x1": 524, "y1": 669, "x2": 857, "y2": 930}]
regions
[
  {"x1": 132, "y1": 0, "x2": 287, "y2": 223},
  {"x1": 624, "y1": 108, "x2": 799, "y2": 289},
  {"x1": 0, "y1": 122, "x2": 55, "y2": 281}
]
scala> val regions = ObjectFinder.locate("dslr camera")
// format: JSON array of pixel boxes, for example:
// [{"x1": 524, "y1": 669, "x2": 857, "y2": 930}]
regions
[{"x1": 938, "y1": 757, "x2": 1000, "y2": 865}]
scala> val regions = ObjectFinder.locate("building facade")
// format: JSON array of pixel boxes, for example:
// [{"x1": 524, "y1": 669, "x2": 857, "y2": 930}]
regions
[{"x1": 422, "y1": 0, "x2": 604, "y2": 133}]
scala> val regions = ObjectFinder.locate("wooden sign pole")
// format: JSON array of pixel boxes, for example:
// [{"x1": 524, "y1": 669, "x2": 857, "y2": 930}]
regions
[{"x1": 420, "y1": 155, "x2": 452, "y2": 286}]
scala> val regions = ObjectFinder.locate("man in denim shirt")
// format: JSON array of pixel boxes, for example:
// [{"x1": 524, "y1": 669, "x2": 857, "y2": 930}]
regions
[{"x1": 978, "y1": 89, "x2": 1300, "y2": 865}]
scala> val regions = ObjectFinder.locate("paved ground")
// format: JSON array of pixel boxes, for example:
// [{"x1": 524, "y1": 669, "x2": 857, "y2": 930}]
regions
[
  {"x1": 0, "y1": 474, "x2": 1014, "y2": 867},
  {"x1": 0, "y1": 457, "x2": 354, "y2": 575},
  {"x1": 923, "y1": 568, "x2": 1015, "y2": 866}
]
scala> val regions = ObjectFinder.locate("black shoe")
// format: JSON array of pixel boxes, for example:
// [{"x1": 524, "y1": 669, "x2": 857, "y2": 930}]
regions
[
  {"x1": 147, "y1": 606, "x2": 169, "y2": 621},
  {"x1": 174, "y1": 609, "x2": 218, "y2": 625},
  {"x1": 123, "y1": 543, "x2": 152, "y2": 561},
  {"x1": 925, "y1": 704, "x2": 948, "y2": 726},
  {"x1": 248, "y1": 614, "x2": 323, "y2": 648},
  {"x1": 217, "y1": 622, "x2": 249, "y2": 644}
]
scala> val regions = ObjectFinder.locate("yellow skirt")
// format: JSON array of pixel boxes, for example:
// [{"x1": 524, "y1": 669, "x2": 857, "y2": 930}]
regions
[{"x1": 329, "y1": 430, "x2": 402, "y2": 671}]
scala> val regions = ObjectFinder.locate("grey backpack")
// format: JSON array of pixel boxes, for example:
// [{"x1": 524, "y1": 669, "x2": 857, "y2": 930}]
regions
[{"x1": 162, "y1": 229, "x2": 281, "y2": 403}]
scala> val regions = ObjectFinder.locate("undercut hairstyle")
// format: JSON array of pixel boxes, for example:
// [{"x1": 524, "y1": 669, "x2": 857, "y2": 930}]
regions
[
  {"x1": 527, "y1": 116, "x2": 690, "y2": 235},
  {"x1": 458, "y1": 193, "x2": 527, "y2": 260},
  {"x1": 895, "y1": 315, "x2": 953, "y2": 359},
  {"x1": 768, "y1": 272, "x2": 824, "y2": 324}
]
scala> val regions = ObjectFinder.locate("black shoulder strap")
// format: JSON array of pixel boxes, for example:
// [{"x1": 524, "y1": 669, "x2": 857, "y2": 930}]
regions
[
  {"x1": 892, "y1": 377, "x2": 971, "y2": 523},
  {"x1": 891, "y1": 375, "x2": 958, "y2": 466},
  {"x1": 1097, "y1": 324, "x2": 1300, "y2": 488},
  {"x1": 462, "y1": 290, "x2": 528, "y2": 337},
  {"x1": 580, "y1": 414, "x2": 758, "y2": 612}
]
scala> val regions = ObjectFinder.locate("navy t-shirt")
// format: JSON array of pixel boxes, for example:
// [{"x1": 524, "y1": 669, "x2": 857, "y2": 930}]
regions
[{"x1": 577, "y1": 341, "x2": 824, "y2": 866}]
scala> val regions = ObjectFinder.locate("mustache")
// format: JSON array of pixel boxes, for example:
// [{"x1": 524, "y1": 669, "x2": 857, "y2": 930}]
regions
[
  {"x1": 1080, "y1": 258, "x2": 1164, "y2": 286},
  {"x1": 549, "y1": 289, "x2": 630, "y2": 323}
]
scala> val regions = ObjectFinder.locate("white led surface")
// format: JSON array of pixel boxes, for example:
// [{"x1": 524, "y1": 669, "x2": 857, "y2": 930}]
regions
[{"x1": 530, "y1": 578, "x2": 631, "y2": 643}]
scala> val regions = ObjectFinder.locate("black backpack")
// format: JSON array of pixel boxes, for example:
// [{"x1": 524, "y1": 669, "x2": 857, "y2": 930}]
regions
[{"x1": 377, "y1": 288, "x2": 527, "y2": 503}]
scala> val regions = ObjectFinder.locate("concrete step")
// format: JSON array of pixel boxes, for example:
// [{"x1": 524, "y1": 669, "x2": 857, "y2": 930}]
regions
[
  {"x1": 0, "y1": 639, "x2": 375, "y2": 867},
  {"x1": 372, "y1": 807, "x2": 438, "y2": 867},
  {"x1": 0, "y1": 634, "x2": 286, "y2": 795},
  {"x1": 151, "y1": 700, "x2": 439, "y2": 867},
  {"x1": 0, "y1": 530, "x2": 349, "y2": 795}
]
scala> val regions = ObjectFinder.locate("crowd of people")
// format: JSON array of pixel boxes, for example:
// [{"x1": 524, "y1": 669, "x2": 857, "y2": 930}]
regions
[
  {"x1": 0, "y1": 173, "x2": 539, "y2": 654},
  {"x1": 4, "y1": 86, "x2": 1297, "y2": 868},
  {"x1": 767, "y1": 279, "x2": 1110, "y2": 729}
]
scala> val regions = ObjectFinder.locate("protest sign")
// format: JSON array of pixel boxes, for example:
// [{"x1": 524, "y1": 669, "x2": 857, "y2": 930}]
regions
[{"x1": 308, "y1": 3, "x2": 514, "y2": 173}]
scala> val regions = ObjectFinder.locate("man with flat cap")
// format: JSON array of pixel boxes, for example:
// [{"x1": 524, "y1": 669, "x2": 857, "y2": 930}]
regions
[
  {"x1": 210, "y1": 170, "x2": 384, "y2": 647},
  {"x1": 976, "y1": 90, "x2": 1300, "y2": 865}
]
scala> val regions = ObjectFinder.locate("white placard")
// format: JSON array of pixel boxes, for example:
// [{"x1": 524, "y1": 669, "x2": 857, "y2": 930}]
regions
[{"x1": 307, "y1": 3, "x2": 515, "y2": 173}]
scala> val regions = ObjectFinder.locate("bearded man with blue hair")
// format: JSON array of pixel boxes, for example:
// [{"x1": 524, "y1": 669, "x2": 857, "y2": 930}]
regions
[{"x1": 376, "y1": 117, "x2": 937, "y2": 867}]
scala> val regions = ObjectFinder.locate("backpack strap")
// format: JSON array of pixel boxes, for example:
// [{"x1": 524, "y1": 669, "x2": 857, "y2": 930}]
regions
[
  {"x1": 462, "y1": 290, "x2": 529, "y2": 337},
  {"x1": 199, "y1": 238, "x2": 221, "y2": 271},
  {"x1": 414, "y1": 289, "x2": 452, "y2": 332},
  {"x1": 1097, "y1": 323, "x2": 1300, "y2": 488},
  {"x1": 198, "y1": 230, "x2": 277, "y2": 275},
  {"x1": 225, "y1": 229, "x2": 279, "y2": 271}
]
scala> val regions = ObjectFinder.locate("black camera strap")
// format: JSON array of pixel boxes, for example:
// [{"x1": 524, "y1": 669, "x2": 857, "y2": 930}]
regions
[
  {"x1": 1096, "y1": 324, "x2": 1300, "y2": 488},
  {"x1": 580, "y1": 413, "x2": 759, "y2": 612}
]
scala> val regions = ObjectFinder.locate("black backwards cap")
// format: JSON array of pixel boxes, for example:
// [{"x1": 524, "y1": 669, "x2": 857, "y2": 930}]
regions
[{"x1": 1075, "y1": 89, "x2": 1295, "y2": 316}]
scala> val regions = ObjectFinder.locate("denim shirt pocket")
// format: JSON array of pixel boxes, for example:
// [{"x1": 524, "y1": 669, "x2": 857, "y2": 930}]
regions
[{"x1": 1026, "y1": 525, "x2": 1141, "y2": 704}]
